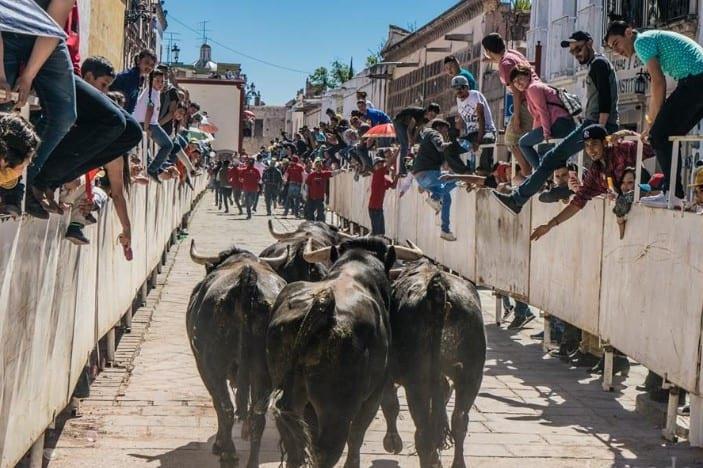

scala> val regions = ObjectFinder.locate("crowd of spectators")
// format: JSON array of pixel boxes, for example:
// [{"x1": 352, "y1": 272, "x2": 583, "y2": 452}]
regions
[{"x1": 0, "y1": 0, "x2": 208, "y2": 259}]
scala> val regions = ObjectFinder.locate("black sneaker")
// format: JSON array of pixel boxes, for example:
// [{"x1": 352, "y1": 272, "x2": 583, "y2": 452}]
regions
[
  {"x1": 65, "y1": 224, "x2": 89, "y2": 245},
  {"x1": 571, "y1": 350, "x2": 601, "y2": 368},
  {"x1": 84, "y1": 213, "x2": 98, "y2": 225},
  {"x1": 507, "y1": 312, "x2": 535, "y2": 329},
  {"x1": 492, "y1": 190, "x2": 522, "y2": 216},
  {"x1": 25, "y1": 192, "x2": 50, "y2": 219}
]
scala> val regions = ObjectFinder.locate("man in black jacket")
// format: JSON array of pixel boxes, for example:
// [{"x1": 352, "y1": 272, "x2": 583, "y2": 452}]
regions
[
  {"x1": 262, "y1": 161, "x2": 283, "y2": 216},
  {"x1": 393, "y1": 102, "x2": 440, "y2": 175},
  {"x1": 411, "y1": 119, "x2": 457, "y2": 241}
]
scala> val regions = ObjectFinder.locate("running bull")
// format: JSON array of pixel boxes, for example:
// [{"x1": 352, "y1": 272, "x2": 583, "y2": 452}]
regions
[
  {"x1": 187, "y1": 240, "x2": 287, "y2": 467},
  {"x1": 261, "y1": 220, "x2": 355, "y2": 282},
  {"x1": 266, "y1": 237, "x2": 423, "y2": 468},
  {"x1": 383, "y1": 257, "x2": 486, "y2": 468}
]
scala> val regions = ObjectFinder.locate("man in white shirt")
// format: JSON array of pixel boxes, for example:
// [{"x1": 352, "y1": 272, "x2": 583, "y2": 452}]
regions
[{"x1": 453, "y1": 75, "x2": 497, "y2": 172}]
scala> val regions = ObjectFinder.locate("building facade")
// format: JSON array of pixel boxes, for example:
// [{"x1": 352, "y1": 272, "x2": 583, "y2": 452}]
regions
[
  {"x1": 242, "y1": 105, "x2": 288, "y2": 154},
  {"x1": 123, "y1": 0, "x2": 167, "y2": 66}
]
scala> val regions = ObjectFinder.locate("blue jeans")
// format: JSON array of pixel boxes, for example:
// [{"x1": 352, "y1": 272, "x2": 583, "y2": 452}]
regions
[
  {"x1": 1, "y1": 33, "x2": 77, "y2": 183},
  {"x1": 244, "y1": 191, "x2": 257, "y2": 217},
  {"x1": 414, "y1": 170, "x2": 456, "y2": 232},
  {"x1": 512, "y1": 120, "x2": 618, "y2": 206},
  {"x1": 168, "y1": 132, "x2": 188, "y2": 164},
  {"x1": 518, "y1": 118, "x2": 576, "y2": 169},
  {"x1": 284, "y1": 182, "x2": 301, "y2": 216},
  {"x1": 147, "y1": 124, "x2": 174, "y2": 175},
  {"x1": 369, "y1": 208, "x2": 385, "y2": 235}
]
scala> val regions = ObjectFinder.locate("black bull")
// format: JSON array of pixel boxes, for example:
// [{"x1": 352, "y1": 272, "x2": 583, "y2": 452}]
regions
[
  {"x1": 187, "y1": 241, "x2": 287, "y2": 467},
  {"x1": 260, "y1": 220, "x2": 354, "y2": 283},
  {"x1": 266, "y1": 238, "x2": 425, "y2": 468},
  {"x1": 383, "y1": 258, "x2": 486, "y2": 468}
]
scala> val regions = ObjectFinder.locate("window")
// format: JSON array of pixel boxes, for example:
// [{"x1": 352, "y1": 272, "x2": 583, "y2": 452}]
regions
[{"x1": 254, "y1": 119, "x2": 264, "y2": 138}]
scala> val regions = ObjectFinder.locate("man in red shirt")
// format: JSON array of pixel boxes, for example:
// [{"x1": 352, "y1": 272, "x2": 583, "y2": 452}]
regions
[
  {"x1": 227, "y1": 160, "x2": 244, "y2": 215},
  {"x1": 531, "y1": 125, "x2": 653, "y2": 241},
  {"x1": 283, "y1": 155, "x2": 305, "y2": 218},
  {"x1": 240, "y1": 158, "x2": 261, "y2": 219},
  {"x1": 304, "y1": 159, "x2": 335, "y2": 221},
  {"x1": 369, "y1": 154, "x2": 398, "y2": 235}
]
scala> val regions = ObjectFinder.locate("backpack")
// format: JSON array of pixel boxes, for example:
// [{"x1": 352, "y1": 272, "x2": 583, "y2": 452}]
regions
[{"x1": 548, "y1": 86, "x2": 583, "y2": 117}]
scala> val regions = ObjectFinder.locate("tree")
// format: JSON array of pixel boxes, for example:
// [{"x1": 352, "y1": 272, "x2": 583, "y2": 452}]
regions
[
  {"x1": 330, "y1": 59, "x2": 353, "y2": 87},
  {"x1": 308, "y1": 66, "x2": 332, "y2": 94}
]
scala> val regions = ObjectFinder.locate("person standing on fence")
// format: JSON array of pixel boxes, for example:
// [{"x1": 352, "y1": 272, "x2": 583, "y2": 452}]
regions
[
  {"x1": 392, "y1": 103, "x2": 440, "y2": 176},
  {"x1": 481, "y1": 33, "x2": 536, "y2": 174},
  {"x1": 453, "y1": 75, "x2": 497, "y2": 173},
  {"x1": 240, "y1": 157, "x2": 260, "y2": 220},
  {"x1": 493, "y1": 31, "x2": 620, "y2": 216},
  {"x1": 605, "y1": 21, "x2": 703, "y2": 207},
  {"x1": 368, "y1": 152, "x2": 398, "y2": 236}
]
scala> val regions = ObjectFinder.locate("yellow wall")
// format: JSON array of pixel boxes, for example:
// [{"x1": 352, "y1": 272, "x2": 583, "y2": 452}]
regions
[{"x1": 88, "y1": 0, "x2": 126, "y2": 69}]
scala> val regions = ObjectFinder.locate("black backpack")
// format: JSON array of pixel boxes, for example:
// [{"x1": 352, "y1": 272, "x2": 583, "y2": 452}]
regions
[{"x1": 548, "y1": 86, "x2": 583, "y2": 117}]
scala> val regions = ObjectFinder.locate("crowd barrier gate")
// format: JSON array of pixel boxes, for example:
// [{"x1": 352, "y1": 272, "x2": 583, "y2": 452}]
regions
[{"x1": 0, "y1": 171, "x2": 208, "y2": 467}]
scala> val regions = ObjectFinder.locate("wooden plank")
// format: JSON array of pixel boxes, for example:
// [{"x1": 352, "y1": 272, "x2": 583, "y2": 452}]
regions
[
  {"x1": 442, "y1": 188, "x2": 477, "y2": 282},
  {"x1": 528, "y1": 198, "x2": 604, "y2": 334},
  {"x1": 475, "y1": 189, "x2": 531, "y2": 299},
  {"x1": 599, "y1": 204, "x2": 703, "y2": 392}
]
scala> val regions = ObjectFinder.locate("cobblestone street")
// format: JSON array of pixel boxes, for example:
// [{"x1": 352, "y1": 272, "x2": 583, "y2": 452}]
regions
[{"x1": 47, "y1": 192, "x2": 703, "y2": 468}]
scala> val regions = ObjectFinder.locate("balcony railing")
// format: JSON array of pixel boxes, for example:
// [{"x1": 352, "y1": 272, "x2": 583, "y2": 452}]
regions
[
  {"x1": 547, "y1": 16, "x2": 576, "y2": 80},
  {"x1": 604, "y1": 0, "x2": 697, "y2": 29},
  {"x1": 577, "y1": 4, "x2": 604, "y2": 52}
]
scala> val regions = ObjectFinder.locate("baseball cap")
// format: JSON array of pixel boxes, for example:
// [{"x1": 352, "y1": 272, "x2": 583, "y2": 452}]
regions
[
  {"x1": 582, "y1": 124, "x2": 607, "y2": 141},
  {"x1": 560, "y1": 31, "x2": 593, "y2": 48},
  {"x1": 451, "y1": 75, "x2": 470, "y2": 89}
]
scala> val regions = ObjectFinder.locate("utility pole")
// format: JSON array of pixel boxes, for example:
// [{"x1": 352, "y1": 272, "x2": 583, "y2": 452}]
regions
[{"x1": 197, "y1": 20, "x2": 211, "y2": 44}]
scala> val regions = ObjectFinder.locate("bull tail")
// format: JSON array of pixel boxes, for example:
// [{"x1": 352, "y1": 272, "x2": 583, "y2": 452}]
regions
[
  {"x1": 236, "y1": 265, "x2": 259, "y2": 421},
  {"x1": 427, "y1": 273, "x2": 452, "y2": 450},
  {"x1": 269, "y1": 288, "x2": 336, "y2": 466}
]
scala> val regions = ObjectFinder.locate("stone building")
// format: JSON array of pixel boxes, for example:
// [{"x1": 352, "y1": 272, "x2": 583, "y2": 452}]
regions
[
  {"x1": 242, "y1": 105, "x2": 288, "y2": 154},
  {"x1": 123, "y1": 0, "x2": 168, "y2": 65},
  {"x1": 76, "y1": 0, "x2": 128, "y2": 69}
]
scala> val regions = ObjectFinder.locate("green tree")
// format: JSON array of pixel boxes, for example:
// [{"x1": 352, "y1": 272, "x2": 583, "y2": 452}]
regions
[
  {"x1": 308, "y1": 66, "x2": 332, "y2": 94},
  {"x1": 330, "y1": 59, "x2": 353, "y2": 87}
]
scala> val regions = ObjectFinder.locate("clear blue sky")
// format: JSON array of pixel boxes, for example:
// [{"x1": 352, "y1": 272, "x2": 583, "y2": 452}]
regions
[{"x1": 164, "y1": 0, "x2": 459, "y2": 105}]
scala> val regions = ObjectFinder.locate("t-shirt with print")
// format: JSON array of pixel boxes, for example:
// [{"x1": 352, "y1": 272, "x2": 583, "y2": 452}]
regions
[
  {"x1": 634, "y1": 30, "x2": 703, "y2": 80},
  {"x1": 132, "y1": 87, "x2": 161, "y2": 125},
  {"x1": 456, "y1": 90, "x2": 496, "y2": 135}
]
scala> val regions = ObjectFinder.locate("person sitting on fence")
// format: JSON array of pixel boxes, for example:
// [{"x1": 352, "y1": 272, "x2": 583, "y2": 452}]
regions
[
  {"x1": 411, "y1": 118, "x2": 457, "y2": 242},
  {"x1": 357, "y1": 99, "x2": 391, "y2": 127},
  {"x1": 509, "y1": 65, "x2": 577, "y2": 171},
  {"x1": 110, "y1": 49, "x2": 157, "y2": 114},
  {"x1": 132, "y1": 68, "x2": 173, "y2": 182},
  {"x1": 530, "y1": 126, "x2": 654, "y2": 241},
  {"x1": 452, "y1": 75, "x2": 497, "y2": 164},
  {"x1": 0, "y1": 114, "x2": 41, "y2": 217},
  {"x1": 605, "y1": 21, "x2": 703, "y2": 208},
  {"x1": 368, "y1": 150, "x2": 399, "y2": 236},
  {"x1": 60, "y1": 173, "x2": 108, "y2": 245},
  {"x1": 493, "y1": 30, "x2": 620, "y2": 216}
]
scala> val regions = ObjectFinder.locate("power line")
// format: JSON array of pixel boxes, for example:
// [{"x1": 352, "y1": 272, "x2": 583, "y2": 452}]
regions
[{"x1": 168, "y1": 15, "x2": 313, "y2": 75}]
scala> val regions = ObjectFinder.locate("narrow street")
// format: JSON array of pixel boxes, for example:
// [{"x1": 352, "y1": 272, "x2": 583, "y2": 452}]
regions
[{"x1": 47, "y1": 192, "x2": 703, "y2": 467}]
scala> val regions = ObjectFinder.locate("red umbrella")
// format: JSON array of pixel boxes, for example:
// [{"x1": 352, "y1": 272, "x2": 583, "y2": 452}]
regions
[
  {"x1": 244, "y1": 110, "x2": 256, "y2": 121},
  {"x1": 363, "y1": 123, "x2": 395, "y2": 138}
]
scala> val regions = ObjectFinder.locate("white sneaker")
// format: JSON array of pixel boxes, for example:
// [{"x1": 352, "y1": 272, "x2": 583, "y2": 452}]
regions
[
  {"x1": 425, "y1": 196, "x2": 441, "y2": 213},
  {"x1": 640, "y1": 192, "x2": 683, "y2": 209},
  {"x1": 440, "y1": 231, "x2": 457, "y2": 241}
]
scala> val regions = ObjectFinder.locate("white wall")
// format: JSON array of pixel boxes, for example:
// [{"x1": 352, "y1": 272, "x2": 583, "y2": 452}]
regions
[
  {"x1": 179, "y1": 81, "x2": 242, "y2": 152},
  {"x1": 77, "y1": 0, "x2": 92, "y2": 63}
]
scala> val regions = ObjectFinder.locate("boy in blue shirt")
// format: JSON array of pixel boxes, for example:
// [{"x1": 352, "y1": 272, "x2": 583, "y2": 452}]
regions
[{"x1": 605, "y1": 21, "x2": 703, "y2": 203}]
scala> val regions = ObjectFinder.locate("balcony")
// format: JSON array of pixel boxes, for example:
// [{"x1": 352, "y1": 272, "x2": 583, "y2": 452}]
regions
[
  {"x1": 577, "y1": 3, "x2": 604, "y2": 52},
  {"x1": 604, "y1": 0, "x2": 698, "y2": 29},
  {"x1": 547, "y1": 15, "x2": 576, "y2": 81}
]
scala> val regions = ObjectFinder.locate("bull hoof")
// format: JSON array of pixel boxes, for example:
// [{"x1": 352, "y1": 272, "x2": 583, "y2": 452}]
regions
[
  {"x1": 220, "y1": 450, "x2": 240, "y2": 466},
  {"x1": 342, "y1": 455, "x2": 360, "y2": 468},
  {"x1": 383, "y1": 432, "x2": 403, "y2": 454},
  {"x1": 240, "y1": 419, "x2": 251, "y2": 441}
]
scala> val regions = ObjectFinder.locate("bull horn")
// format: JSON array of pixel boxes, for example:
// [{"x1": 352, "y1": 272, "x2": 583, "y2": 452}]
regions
[
  {"x1": 260, "y1": 246, "x2": 289, "y2": 269},
  {"x1": 394, "y1": 240, "x2": 424, "y2": 261},
  {"x1": 190, "y1": 239, "x2": 220, "y2": 265},
  {"x1": 303, "y1": 237, "x2": 332, "y2": 264},
  {"x1": 268, "y1": 219, "x2": 295, "y2": 240}
]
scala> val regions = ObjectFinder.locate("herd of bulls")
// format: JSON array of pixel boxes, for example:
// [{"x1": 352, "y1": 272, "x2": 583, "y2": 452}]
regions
[{"x1": 186, "y1": 220, "x2": 487, "y2": 468}]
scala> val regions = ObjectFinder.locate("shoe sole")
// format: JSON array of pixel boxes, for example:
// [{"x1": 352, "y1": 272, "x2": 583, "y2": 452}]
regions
[
  {"x1": 491, "y1": 191, "x2": 520, "y2": 217},
  {"x1": 66, "y1": 236, "x2": 89, "y2": 245}
]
